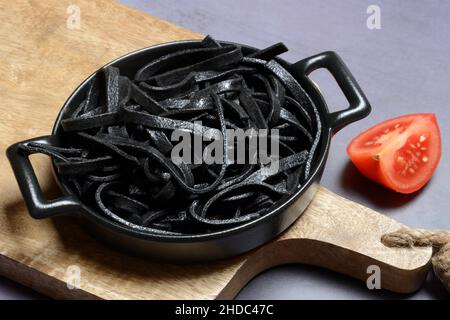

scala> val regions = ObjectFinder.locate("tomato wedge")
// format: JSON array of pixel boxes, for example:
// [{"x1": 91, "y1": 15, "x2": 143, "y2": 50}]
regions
[{"x1": 347, "y1": 114, "x2": 441, "y2": 194}]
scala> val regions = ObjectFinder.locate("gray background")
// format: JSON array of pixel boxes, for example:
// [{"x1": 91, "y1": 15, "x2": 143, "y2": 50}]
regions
[{"x1": 1, "y1": 0, "x2": 449, "y2": 299}]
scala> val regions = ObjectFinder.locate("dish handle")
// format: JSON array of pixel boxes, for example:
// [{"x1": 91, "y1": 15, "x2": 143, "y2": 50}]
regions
[
  {"x1": 292, "y1": 51, "x2": 371, "y2": 134},
  {"x1": 6, "y1": 135, "x2": 83, "y2": 219}
]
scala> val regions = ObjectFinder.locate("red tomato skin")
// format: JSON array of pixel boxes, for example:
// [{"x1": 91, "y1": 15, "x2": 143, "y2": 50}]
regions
[{"x1": 346, "y1": 114, "x2": 441, "y2": 194}]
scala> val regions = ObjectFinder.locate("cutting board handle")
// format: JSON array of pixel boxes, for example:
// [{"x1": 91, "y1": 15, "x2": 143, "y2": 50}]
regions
[
  {"x1": 216, "y1": 188, "x2": 432, "y2": 298},
  {"x1": 221, "y1": 237, "x2": 425, "y2": 298},
  {"x1": 7, "y1": 135, "x2": 82, "y2": 219}
]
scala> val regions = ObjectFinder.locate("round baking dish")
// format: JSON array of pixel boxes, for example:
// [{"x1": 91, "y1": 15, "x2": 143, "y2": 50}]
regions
[{"x1": 7, "y1": 40, "x2": 371, "y2": 261}]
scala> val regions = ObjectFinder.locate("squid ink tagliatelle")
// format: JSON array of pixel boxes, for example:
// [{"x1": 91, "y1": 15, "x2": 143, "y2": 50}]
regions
[{"x1": 20, "y1": 36, "x2": 321, "y2": 235}]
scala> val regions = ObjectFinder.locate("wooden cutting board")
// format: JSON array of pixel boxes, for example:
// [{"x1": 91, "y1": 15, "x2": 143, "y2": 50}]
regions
[{"x1": 0, "y1": 0, "x2": 432, "y2": 299}]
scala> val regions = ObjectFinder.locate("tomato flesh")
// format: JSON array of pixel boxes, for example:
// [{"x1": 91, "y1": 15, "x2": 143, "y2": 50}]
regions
[{"x1": 347, "y1": 114, "x2": 441, "y2": 194}]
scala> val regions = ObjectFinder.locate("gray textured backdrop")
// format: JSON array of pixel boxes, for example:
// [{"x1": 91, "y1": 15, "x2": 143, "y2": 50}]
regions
[{"x1": 1, "y1": 0, "x2": 449, "y2": 299}]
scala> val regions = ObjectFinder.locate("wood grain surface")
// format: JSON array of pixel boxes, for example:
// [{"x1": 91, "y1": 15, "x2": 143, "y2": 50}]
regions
[{"x1": 0, "y1": 0, "x2": 432, "y2": 299}]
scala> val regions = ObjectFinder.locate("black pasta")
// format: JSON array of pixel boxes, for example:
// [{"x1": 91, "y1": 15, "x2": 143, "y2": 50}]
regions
[{"x1": 20, "y1": 36, "x2": 321, "y2": 235}]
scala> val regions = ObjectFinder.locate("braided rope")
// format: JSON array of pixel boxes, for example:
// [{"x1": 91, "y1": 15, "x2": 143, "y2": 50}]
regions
[{"x1": 382, "y1": 228, "x2": 450, "y2": 292}]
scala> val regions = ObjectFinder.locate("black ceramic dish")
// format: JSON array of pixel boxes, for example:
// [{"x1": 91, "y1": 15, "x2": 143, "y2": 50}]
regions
[{"x1": 7, "y1": 40, "x2": 370, "y2": 261}]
